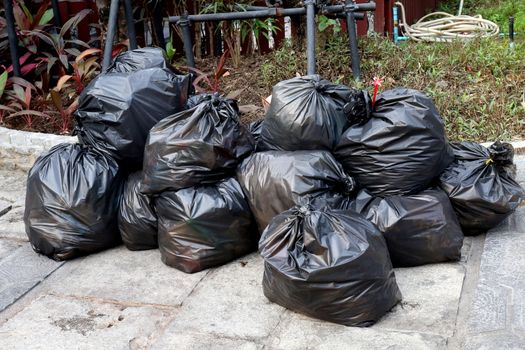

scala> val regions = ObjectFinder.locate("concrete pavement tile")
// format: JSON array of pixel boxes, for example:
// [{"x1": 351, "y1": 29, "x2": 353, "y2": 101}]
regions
[
  {"x1": 0, "y1": 205, "x2": 27, "y2": 241},
  {"x1": 0, "y1": 244, "x2": 63, "y2": 311},
  {"x1": 478, "y1": 222, "x2": 525, "y2": 286},
  {"x1": 0, "y1": 170, "x2": 26, "y2": 203},
  {"x1": 46, "y1": 246, "x2": 206, "y2": 306},
  {"x1": 467, "y1": 283, "x2": 507, "y2": 333},
  {"x1": 151, "y1": 331, "x2": 263, "y2": 350},
  {"x1": 0, "y1": 239, "x2": 22, "y2": 260},
  {"x1": 0, "y1": 295, "x2": 170, "y2": 350},
  {"x1": 160, "y1": 253, "x2": 284, "y2": 340},
  {"x1": 375, "y1": 263, "x2": 465, "y2": 337},
  {"x1": 267, "y1": 312, "x2": 447, "y2": 350},
  {"x1": 464, "y1": 334, "x2": 525, "y2": 350}
]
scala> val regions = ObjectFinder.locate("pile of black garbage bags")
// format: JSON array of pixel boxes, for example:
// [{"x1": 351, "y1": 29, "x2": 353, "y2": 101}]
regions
[{"x1": 24, "y1": 49, "x2": 524, "y2": 327}]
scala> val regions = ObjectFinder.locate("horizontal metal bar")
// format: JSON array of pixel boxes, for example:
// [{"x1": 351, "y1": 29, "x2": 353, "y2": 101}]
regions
[
  {"x1": 169, "y1": 8, "x2": 306, "y2": 23},
  {"x1": 169, "y1": 2, "x2": 374, "y2": 24}
]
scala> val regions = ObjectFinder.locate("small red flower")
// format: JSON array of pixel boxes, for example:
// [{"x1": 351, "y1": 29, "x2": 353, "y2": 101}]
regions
[{"x1": 372, "y1": 76, "x2": 384, "y2": 108}]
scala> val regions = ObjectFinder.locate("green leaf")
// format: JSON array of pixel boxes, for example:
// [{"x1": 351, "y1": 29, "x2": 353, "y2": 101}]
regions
[
  {"x1": 39, "y1": 9, "x2": 54, "y2": 25},
  {"x1": 0, "y1": 71, "x2": 8, "y2": 99}
]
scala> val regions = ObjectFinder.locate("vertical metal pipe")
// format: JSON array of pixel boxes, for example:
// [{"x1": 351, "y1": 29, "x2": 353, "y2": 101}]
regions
[
  {"x1": 153, "y1": 0, "x2": 167, "y2": 49},
  {"x1": 51, "y1": 0, "x2": 62, "y2": 28},
  {"x1": 345, "y1": 1, "x2": 361, "y2": 80},
  {"x1": 179, "y1": 15, "x2": 196, "y2": 69},
  {"x1": 393, "y1": 6, "x2": 399, "y2": 44},
  {"x1": 305, "y1": 0, "x2": 316, "y2": 75},
  {"x1": 509, "y1": 16, "x2": 515, "y2": 49},
  {"x1": 123, "y1": 0, "x2": 137, "y2": 49},
  {"x1": 4, "y1": 0, "x2": 20, "y2": 76},
  {"x1": 102, "y1": 0, "x2": 120, "y2": 71}
]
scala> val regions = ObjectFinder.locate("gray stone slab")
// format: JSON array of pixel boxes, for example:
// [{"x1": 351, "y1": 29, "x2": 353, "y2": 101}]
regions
[
  {"x1": 464, "y1": 202, "x2": 525, "y2": 348},
  {"x1": 0, "y1": 244, "x2": 63, "y2": 311},
  {"x1": 0, "y1": 239, "x2": 22, "y2": 260},
  {"x1": 158, "y1": 253, "x2": 284, "y2": 341},
  {"x1": 267, "y1": 312, "x2": 446, "y2": 350},
  {"x1": 465, "y1": 334, "x2": 525, "y2": 350},
  {"x1": 0, "y1": 205, "x2": 27, "y2": 241},
  {"x1": 151, "y1": 331, "x2": 263, "y2": 350},
  {"x1": 46, "y1": 246, "x2": 206, "y2": 306},
  {"x1": 375, "y1": 263, "x2": 465, "y2": 337},
  {"x1": 0, "y1": 294, "x2": 170, "y2": 350},
  {"x1": 0, "y1": 170, "x2": 26, "y2": 203}
]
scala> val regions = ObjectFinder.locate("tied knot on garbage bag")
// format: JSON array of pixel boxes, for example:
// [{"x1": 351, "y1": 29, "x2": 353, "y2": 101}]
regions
[{"x1": 343, "y1": 89, "x2": 372, "y2": 127}]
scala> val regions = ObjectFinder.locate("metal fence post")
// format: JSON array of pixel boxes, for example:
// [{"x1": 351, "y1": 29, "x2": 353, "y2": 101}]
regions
[
  {"x1": 4, "y1": 0, "x2": 20, "y2": 76},
  {"x1": 304, "y1": 0, "x2": 316, "y2": 75},
  {"x1": 123, "y1": 0, "x2": 137, "y2": 50},
  {"x1": 102, "y1": 0, "x2": 120, "y2": 71},
  {"x1": 345, "y1": 0, "x2": 361, "y2": 80}
]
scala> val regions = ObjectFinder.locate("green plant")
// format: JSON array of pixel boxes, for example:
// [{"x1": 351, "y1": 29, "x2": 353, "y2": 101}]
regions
[
  {"x1": 318, "y1": 15, "x2": 341, "y2": 35},
  {"x1": 189, "y1": 50, "x2": 230, "y2": 93},
  {"x1": 30, "y1": 9, "x2": 92, "y2": 74},
  {"x1": 165, "y1": 35, "x2": 177, "y2": 63},
  {"x1": 0, "y1": 78, "x2": 50, "y2": 129}
]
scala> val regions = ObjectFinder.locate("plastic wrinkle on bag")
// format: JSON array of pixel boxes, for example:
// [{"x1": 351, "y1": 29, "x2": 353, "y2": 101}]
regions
[
  {"x1": 118, "y1": 172, "x2": 158, "y2": 251},
  {"x1": 24, "y1": 143, "x2": 125, "y2": 261},
  {"x1": 350, "y1": 188, "x2": 464, "y2": 267},
  {"x1": 259, "y1": 75, "x2": 370, "y2": 151},
  {"x1": 236, "y1": 150, "x2": 356, "y2": 233},
  {"x1": 75, "y1": 49, "x2": 190, "y2": 169},
  {"x1": 439, "y1": 141, "x2": 525, "y2": 235},
  {"x1": 141, "y1": 93, "x2": 254, "y2": 194},
  {"x1": 248, "y1": 119, "x2": 263, "y2": 149},
  {"x1": 106, "y1": 47, "x2": 170, "y2": 73},
  {"x1": 335, "y1": 88, "x2": 454, "y2": 197},
  {"x1": 259, "y1": 205, "x2": 402, "y2": 327},
  {"x1": 156, "y1": 178, "x2": 257, "y2": 273}
]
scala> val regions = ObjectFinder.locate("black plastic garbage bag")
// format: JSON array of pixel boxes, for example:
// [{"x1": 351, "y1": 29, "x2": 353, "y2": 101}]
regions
[
  {"x1": 118, "y1": 172, "x2": 158, "y2": 250},
  {"x1": 248, "y1": 119, "x2": 263, "y2": 148},
  {"x1": 259, "y1": 75, "x2": 370, "y2": 151},
  {"x1": 106, "y1": 47, "x2": 170, "y2": 73},
  {"x1": 236, "y1": 150, "x2": 356, "y2": 233},
  {"x1": 24, "y1": 143, "x2": 125, "y2": 261},
  {"x1": 141, "y1": 94, "x2": 254, "y2": 194},
  {"x1": 259, "y1": 205, "x2": 402, "y2": 326},
  {"x1": 75, "y1": 62, "x2": 190, "y2": 169},
  {"x1": 350, "y1": 188, "x2": 463, "y2": 267},
  {"x1": 439, "y1": 141, "x2": 525, "y2": 235},
  {"x1": 156, "y1": 178, "x2": 257, "y2": 273},
  {"x1": 335, "y1": 88, "x2": 454, "y2": 197}
]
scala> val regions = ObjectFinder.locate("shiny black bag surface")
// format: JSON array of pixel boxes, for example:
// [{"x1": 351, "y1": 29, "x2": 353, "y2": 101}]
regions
[
  {"x1": 259, "y1": 205, "x2": 402, "y2": 326},
  {"x1": 350, "y1": 188, "x2": 463, "y2": 266},
  {"x1": 335, "y1": 88, "x2": 454, "y2": 197},
  {"x1": 259, "y1": 75, "x2": 370, "y2": 151},
  {"x1": 439, "y1": 141, "x2": 525, "y2": 235},
  {"x1": 118, "y1": 172, "x2": 158, "y2": 250},
  {"x1": 24, "y1": 143, "x2": 124, "y2": 260},
  {"x1": 157, "y1": 178, "x2": 257, "y2": 273},
  {"x1": 141, "y1": 94, "x2": 254, "y2": 194},
  {"x1": 236, "y1": 150, "x2": 355, "y2": 233},
  {"x1": 75, "y1": 50, "x2": 190, "y2": 169}
]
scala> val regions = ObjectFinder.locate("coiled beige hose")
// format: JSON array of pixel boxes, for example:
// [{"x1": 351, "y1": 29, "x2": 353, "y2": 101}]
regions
[{"x1": 395, "y1": 0, "x2": 500, "y2": 42}]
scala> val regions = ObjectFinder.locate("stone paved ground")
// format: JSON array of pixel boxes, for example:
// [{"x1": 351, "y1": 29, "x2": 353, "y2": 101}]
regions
[{"x1": 0, "y1": 157, "x2": 523, "y2": 350}]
